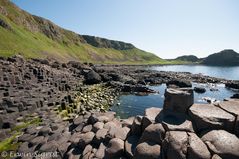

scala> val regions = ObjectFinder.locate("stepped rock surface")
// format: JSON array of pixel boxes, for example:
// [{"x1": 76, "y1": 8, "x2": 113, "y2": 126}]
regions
[{"x1": 0, "y1": 56, "x2": 238, "y2": 159}]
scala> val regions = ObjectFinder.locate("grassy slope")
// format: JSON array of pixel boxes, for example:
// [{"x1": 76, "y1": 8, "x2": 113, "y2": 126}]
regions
[{"x1": 0, "y1": 0, "x2": 169, "y2": 64}]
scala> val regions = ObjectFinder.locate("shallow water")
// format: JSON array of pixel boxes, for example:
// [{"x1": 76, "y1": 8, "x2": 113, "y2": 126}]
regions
[
  {"x1": 149, "y1": 65, "x2": 239, "y2": 80},
  {"x1": 111, "y1": 83, "x2": 239, "y2": 118}
]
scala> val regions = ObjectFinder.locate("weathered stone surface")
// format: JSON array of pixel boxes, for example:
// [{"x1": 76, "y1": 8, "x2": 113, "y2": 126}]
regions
[
  {"x1": 125, "y1": 135, "x2": 140, "y2": 159},
  {"x1": 144, "y1": 107, "x2": 162, "y2": 121},
  {"x1": 121, "y1": 117, "x2": 135, "y2": 128},
  {"x1": 133, "y1": 142, "x2": 161, "y2": 159},
  {"x1": 84, "y1": 70, "x2": 102, "y2": 84},
  {"x1": 92, "y1": 122, "x2": 104, "y2": 133},
  {"x1": 157, "y1": 111, "x2": 194, "y2": 132},
  {"x1": 105, "y1": 138, "x2": 124, "y2": 158},
  {"x1": 78, "y1": 132, "x2": 95, "y2": 148},
  {"x1": 217, "y1": 101, "x2": 239, "y2": 135},
  {"x1": 82, "y1": 124, "x2": 92, "y2": 133},
  {"x1": 189, "y1": 104, "x2": 235, "y2": 132},
  {"x1": 201, "y1": 130, "x2": 239, "y2": 159},
  {"x1": 95, "y1": 143, "x2": 106, "y2": 159},
  {"x1": 95, "y1": 128, "x2": 108, "y2": 144},
  {"x1": 187, "y1": 133, "x2": 211, "y2": 159},
  {"x1": 142, "y1": 107, "x2": 161, "y2": 131},
  {"x1": 217, "y1": 101, "x2": 239, "y2": 116},
  {"x1": 113, "y1": 126, "x2": 130, "y2": 141},
  {"x1": 139, "y1": 123, "x2": 165, "y2": 145},
  {"x1": 163, "y1": 88, "x2": 194, "y2": 114},
  {"x1": 163, "y1": 131, "x2": 188, "y2": 159}
]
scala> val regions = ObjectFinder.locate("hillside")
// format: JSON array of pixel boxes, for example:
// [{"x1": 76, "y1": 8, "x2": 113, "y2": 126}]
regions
[
  {"x1": 0, "y1": 0, "x2": 165, "y2": 64},
  {"x1": 203, "y1": 49, "x2": 239, "y2": 66},
  {"x1": 175, "y1": 55, "x2": 200, "y2": 62}
]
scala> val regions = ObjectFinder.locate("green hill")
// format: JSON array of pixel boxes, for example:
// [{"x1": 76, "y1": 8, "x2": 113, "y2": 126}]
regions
[
  {"x1": 0, "y1": 0, "x2": 165, "y2": 64},
  {"x1": 203, "y1": 49, "x2": 239, "y2": 66}
]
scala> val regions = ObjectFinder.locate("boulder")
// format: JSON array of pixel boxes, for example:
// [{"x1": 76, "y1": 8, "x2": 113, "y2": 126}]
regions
[
  {"x1": 217, "y1": 101, "x2": 239, "y2": 135},
  {"x1": 142, "y1": 107, "x2": 162, "y2": 130},
  {"x1": 82, "y1": 124, "x2": 92, "y2": 133},
  {"x1": 84, "y1": 70, "x2": 102, "y2": 84},
  {"x1": 78, "y1": 132, "x2": 95, "y2": 148},
  {"x1": 95, "y1": 143, "x2": 106, "y2": 158},
  {"x1": 94, "y1": 128, "x2": 108, "y2": 144},
  {"x1": 187, "y1": 133, "x2": 211, "y2": 159},
  {"x1": 194, "y1": 87, "x2": 206, "y2": 93},
  {"x1": 105, "y1": 138, "x2": 124, "y2": 158},
  {"x1": 163, "y1": 88, "x2": 194, "y2": 114},
  {"x1": 92, "y1": 122, "x2": 104, "y2": 133},
  {"x1": 201, "y1": 130, "x2": 239, "y2": 159},
  {"x1": 114, "y1": 126, "x2": 130, "y2": 141},
  {"x1": 121, "y1": 117, "x2": 135, "y2": 128},
  {"x1": 162, "y1": 131, "x2": 188, "y2": 159},
  {"x1": 189, "y1": 104, "x2": 235, "y2": 132},
  {"x1": 139, "y1": 123, "x2": 165, "y2": 145},
  {"x1": 133, "y1": 142, "x2": 161, "y2": 159}
]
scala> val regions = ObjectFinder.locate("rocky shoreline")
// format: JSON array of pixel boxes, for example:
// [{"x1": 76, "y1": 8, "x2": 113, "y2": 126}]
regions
[{"x1": 0, "y1": 56, "x2": 239, "y2": 159}]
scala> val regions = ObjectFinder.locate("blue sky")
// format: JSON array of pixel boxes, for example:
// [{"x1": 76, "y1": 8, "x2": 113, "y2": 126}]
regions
[{"x1": 12, "y1": 0, "x2": 239, "y2": 58}]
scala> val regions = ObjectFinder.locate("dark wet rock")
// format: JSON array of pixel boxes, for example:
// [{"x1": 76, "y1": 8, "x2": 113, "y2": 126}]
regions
[
  {"x1": 162, "y1": 131, "x2": 188, "y2": 159},
  {"x1": 189, "y1": 104, "x2": 235, "y2": 132},
  {"x1": 163, "y1": 88, "x2": 194, "y2": 114},
  {"x1": 133, "y1": 141, "x2": 161, "y2": 159},
  {"x1": 201, "y1": 130, "x2": 239, "y2": 159},
  {"x1": 231, "y1": 93, "x2": 239, "y2": 99},
  {"x1": 105, "y1": 138, "x2": 124, "y2": 158},
  {"x1": 131, "y1": 115, "x2": 143, "y2": 136},
  {"x1": 166, "y1": 79, "x2": 192, "y2": 88},
  {"x1": 125, "y1": 135, "x2": 140, "y2": 159},
  {"x1": 84, "y1": 70, "x2": 102, "y2": 84},
  {"x1": 225, "y1": 81, "x2": 239, "y2": 89},
  {"x1": 194, "y1": 87, "x2": 206, "y2": 93}
]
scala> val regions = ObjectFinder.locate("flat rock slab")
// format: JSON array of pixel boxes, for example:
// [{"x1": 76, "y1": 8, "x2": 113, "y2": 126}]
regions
[
  {"x1": 157, "y1": 111, "x2": 194, "y2": 132},
  {"x1": 189, "y1": 104, "x2": 235, "y2": 132},
  {"x1": 133, "y1": 142, "x2": 161, "y2": 159},
  {"x1": 217, "y1": 101, "x2": 239, "y2": 116},
  {"x1": 201, "y1": 130, "x2": 239, "y2": 159},
  {"x1": 144, "y1": 107, "x2": 162, "y2": 121}
]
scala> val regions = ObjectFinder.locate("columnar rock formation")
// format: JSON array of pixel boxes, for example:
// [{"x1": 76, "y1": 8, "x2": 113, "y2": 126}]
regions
[{"x1": 0, "y1": 56, "x2": 239, "y2": 159}]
